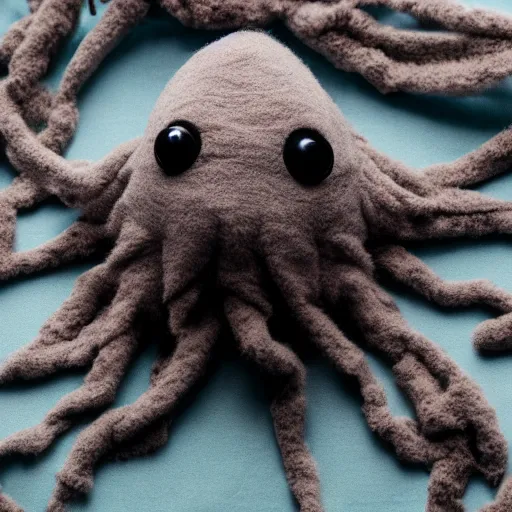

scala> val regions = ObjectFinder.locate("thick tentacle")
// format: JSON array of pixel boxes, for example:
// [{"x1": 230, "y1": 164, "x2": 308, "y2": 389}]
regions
[
  {"x1": 261, "y1": 227, "x2": 506, "y2": 510},
  {"x1": 0, "y1": 17, "x2": 33, "y2": 70},
  {"x1": 426, "y1": 448, "x2": 472, "y2": 512},
  {"x1": 47, "y1": 310, "x2": 219, "y2": 511},
  {"x1": 216, "y1": 219, "x2": 323, "y2": 511},
  {"x1": 287, "y1": 1, "x2": 512, "y2": 95},
  {"x1": 361, "y1": 154, "x2": 512, "y2": 241},
  {"x1": 0, "y1": 250, "x2": 160, "y2": 459},
  {"x1": 0, "y1": 220, "x2": 154, "y2": 383},
  {"x1": 330, "y1": 263, "x2": 507, "y2": 485},
  {"x1": 5, "y1": 0, "x2": 83, "y2": 104},
  {"x1": 424, "y1": 128, "x2": 512, "y2": 189},
  {"x1": 42, "y1": 217, "x2": 218, "y2": 509},
  {"x1": 227, "y1": 297, "x2": 323, "y2": 512},
  {"x1": 0, "y1": 99, "x2": 139, "y2": 207},
  {"x1": 0, "y1": 0, "x2": 44, "y2": 68},
  {"x1": 374, "y1": 245, "x2": 512, "y2": 351},
  {"x1": 261, "y1": 229, "x2": 454, "y2": 460},
  {"x1": 41, "y1": 0, "x2": 150, "y2": 150}
]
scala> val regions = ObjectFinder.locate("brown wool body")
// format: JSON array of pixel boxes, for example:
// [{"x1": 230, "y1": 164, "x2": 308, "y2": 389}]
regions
[
  {"x1": 3, "y1": 1, "x2": 512, "y2": 511},
  {"x1": 2, "y1": 29, "x2": 512, "y2": 511}
]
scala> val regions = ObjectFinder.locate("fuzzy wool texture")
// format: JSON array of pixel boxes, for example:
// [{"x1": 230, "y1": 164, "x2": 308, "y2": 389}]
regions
[{"x1": 2, "y1": 1, "x2": 512, "y2": 511}]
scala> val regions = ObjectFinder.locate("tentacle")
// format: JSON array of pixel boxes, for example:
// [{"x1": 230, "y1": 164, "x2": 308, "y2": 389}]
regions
[
  {"x1": 216, "y1": 219, "x2": 322, "y2": 511},
  {"x1": 0, "y1": 0, "x2": 44, "y2": 68},
  {"x1": 227, "y1": 297, "x2": 323, "y2": 512},
  {"x1": 374, "y1": 245, "x2": 512, "y2": 351},
  {"x1": 47, "y1": 311, "x2": 219, "y2": 510},
  {"x1": 330, "y1": 263, "x2": 507, "y2": 485},
  {"x1": 361, "y1": 154, "x2": 512, "y2": 241},
  {"x1": 39, "y1": 216, "x2": 218, "y2": 509},
  {"x1": 0, "y1": 220, "x2": 154, "y2": 383},
  {"x1": 358, "y1": 133, "x2": 512, "y2": 240},
  {"x1": 261, "y1": 227, "x2": 507, "y2": 510},
  {"x1": 0, "y1": 176, "x2": 45, "y2": 253},
  {"x1": 0, "y1": 220, "x2": 108, "y2": 280},
  {"x1": 287, "y1": 1, "x2": 512, "y2": 95},
  {"x1": 0, "y1": 331, "x2": 136, "y2": 458},
  {"x1": 423, "y1": 128, "x2": 512, "y2": 189},
  {"x1": 356, "y1": 135, "x2": 512, "y2": 351},
  {"x1": 0, "y1": 17, "x2": 33, "y2": 70},
  {"x1": 0, "y1": 250, "x2": 160, "y2": 459},
  {"x1": 0, "y1": 99, "x2": 140, "y2": 207},
  {"x1": 0, "y1": 491, "x2": 23, "y2": 512},
  {"x1": 426, "y1": 448, "x2": 472, "y2": 512},
  {"x1": 261, "y1": 228, "x2": 453, "y2": 459},
  {"x1": 5, "y1": 0, "x2": 83, "y2": 104},
  {"x1": 360, "y1": 0, "x2": 512, "y2": 39},
  {"x1": 318, "y1": 6, "x2": 508, "y2": 65},
  {"x1": 40, "y1": 0, "x2": 150, "y2": 151}
]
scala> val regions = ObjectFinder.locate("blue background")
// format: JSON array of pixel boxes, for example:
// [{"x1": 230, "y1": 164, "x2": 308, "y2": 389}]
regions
[{"x1": 1, "y1": 1, "x2": 512, "y2": 510}]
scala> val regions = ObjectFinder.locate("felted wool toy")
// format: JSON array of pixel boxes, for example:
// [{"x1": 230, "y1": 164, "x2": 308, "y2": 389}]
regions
[{"x1": 3, "y1": 28, "x2": 512, "y2": 512}]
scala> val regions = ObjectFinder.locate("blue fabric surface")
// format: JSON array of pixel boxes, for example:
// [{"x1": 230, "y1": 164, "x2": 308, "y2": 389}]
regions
[{"x1": 1, "y1": 1, "x2": 512, "y2": 510}]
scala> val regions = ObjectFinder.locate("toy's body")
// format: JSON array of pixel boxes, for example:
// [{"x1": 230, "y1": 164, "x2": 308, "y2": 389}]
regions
[{"x1": 2, "y1": 31, "x2": 512, "y2": 511}]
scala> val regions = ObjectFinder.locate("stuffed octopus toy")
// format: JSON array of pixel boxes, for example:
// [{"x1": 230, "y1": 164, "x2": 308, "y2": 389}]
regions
[{"x1": 4, "y1": 29, "x2": 512, "y2": 512}]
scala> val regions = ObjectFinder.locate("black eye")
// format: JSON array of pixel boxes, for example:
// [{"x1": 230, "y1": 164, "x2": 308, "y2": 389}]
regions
[
  {"x1": 283, "y1": 128, "x2": 334, "y2": 186},
  {"x1": 154, "y1": 121, "x2": 201, "y2": 175}
]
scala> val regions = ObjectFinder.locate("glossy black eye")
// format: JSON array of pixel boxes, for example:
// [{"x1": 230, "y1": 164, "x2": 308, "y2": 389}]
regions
[
  {"x1": 283, "y1": 128, "x2": 334, "y2": 186},
  {"x1": 154, "y1": 121, "x2": 201, "y2": 175}
]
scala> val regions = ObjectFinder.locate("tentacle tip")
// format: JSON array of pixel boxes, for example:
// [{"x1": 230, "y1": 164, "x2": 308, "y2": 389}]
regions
[
  {"x1": 0, "y1": 365, "x2": 17, "y2": 385},
  {"x1": 57, "y1": 469, "x2": 93, "y2": 495},
  {"x1": 473, "y1": 328, "x2": 512, "y2": 353}
]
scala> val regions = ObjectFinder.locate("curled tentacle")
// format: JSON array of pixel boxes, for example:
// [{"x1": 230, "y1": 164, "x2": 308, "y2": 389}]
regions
[
  {"x1": 331, "y1": 263, "x2": 507, "y2": 484},
  {"x1": 0, "y1": 101, "x2": 140, "y2": 207},
  {"x1": 374, "y1": 245, "x2": 512, "y2": 351}
]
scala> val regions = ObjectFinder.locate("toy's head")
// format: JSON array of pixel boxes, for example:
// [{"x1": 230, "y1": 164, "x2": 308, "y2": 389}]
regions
[{"x1": 122, "y1": 31, "x2": 365, "y2": 242}]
